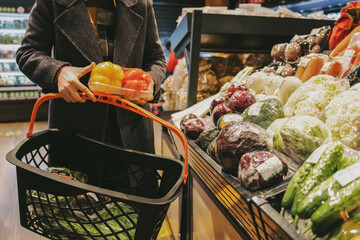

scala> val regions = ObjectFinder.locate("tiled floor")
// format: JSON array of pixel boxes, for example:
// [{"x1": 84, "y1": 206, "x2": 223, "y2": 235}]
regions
[{"x1": 0, "y1": 121, "x2": 174, "y2": 240}]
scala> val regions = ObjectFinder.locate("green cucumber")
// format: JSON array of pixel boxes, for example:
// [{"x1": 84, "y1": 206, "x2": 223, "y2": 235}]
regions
[
  {"x1": 291, "y1": 142, "x2": 343, "y2": 217},
  {"x1": 311, "y1": 178, "x2": 360, "y2": 230},
  {"x1": 281, "y1": 161, "x2": 313, "y2": 209},
  {"x1": 297, "y1": 156, "x2": 356, "y2": 219}
]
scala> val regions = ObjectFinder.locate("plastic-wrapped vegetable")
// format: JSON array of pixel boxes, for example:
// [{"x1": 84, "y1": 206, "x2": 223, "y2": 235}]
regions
[
  {"x1": 264, "y1": 75, "x2": 284, "y2": 96},
  {"x1": 340, "y1": 208, "x2": 360, "y2": 240},
  {"x1": 297, "y1": 153, "x2": 357, "y2": 219},
  {"x1": 238, "y1": 151, "x2": 288, "y2": 190},
  {"x1": 279, "y1": 115, "x2": 332, "y2": 162},
  {"x1": 196, "y1": 128, "x2": 220, "y2": 152},
  {"x1": 267, "y1": 118, "x2": 288, "y2": 154},
  {"x1": 325, "y1": 84, "x2": 360, "y2": 149},
  {"x1": 217, "y1": 113, "x2": 243, "y2": 130},
  {"x1": 276, "y1": 76, "x2": 302, "y2": 105},
  {"x1": 246, "y1": 71, "x2": 268, "y2": 94},
  {"x1": 283, "y1": 75, "x2": 349, "y2": 119},
  {"x1": 216, "y1": 121, "x2": 273, "y2": 174},
  {"x1": 290, "y1": 141, "x2": 344, "y2": 218},
  {"x1": 243, "y1": 98, "x2": 284, "y2": 130},
  {"x1": 311, "y1": 162, "x2": 360, "y2": 236}
]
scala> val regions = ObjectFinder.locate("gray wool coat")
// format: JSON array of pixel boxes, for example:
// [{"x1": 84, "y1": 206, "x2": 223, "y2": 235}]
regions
[{"x1": 16, "y1": 0, "x2": 166, "y2": 153}]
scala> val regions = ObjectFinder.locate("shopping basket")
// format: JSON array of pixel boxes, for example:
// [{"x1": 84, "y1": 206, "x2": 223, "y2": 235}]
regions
[{"x1": 6, "y1": 92, "x2": 188, "y2": 240}]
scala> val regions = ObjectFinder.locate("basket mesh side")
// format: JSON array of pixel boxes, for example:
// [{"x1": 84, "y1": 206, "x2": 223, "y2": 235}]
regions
[
  {"x1": 99, "y1": 159, "x2": 163, "y2": 198},
  {"x1": 26, "y1": 189, "x2": 138, "y2": 240},
  {"x1": 23, "y1": 145, "x2": 50, "y2": 170},
  {"x1": 15, "y1": 132, "x2": 183, "y2": 239}
]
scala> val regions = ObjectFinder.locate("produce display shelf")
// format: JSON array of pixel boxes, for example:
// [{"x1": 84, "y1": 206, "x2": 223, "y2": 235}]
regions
[
  {"x1": 252, "y1": 197, "x2": 306, "y2": 240},
  {"x1": 170, "y1": 11, "x2": 334, "y2": 107},
  {"x1": 169, "y1": 131, "x2": 305, "y2": 240}
]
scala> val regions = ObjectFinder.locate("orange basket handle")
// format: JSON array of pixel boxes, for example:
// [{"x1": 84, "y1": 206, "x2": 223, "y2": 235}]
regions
[{"x1": 27, "y1": 93, "x2": 188, "y2": 184}]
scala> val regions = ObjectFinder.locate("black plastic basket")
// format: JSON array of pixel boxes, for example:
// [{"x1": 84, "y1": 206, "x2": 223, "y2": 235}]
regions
[{"x1": 7, "y1": 93, "x2": 188, "y2": 240}]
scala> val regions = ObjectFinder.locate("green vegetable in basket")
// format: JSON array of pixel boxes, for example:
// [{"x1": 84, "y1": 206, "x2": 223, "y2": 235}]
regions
[
  {"x1": 31, "y1": 192, "x2": 137, "y2": 240},
  {"x1": 291, "y1": 142, "x2": 343, "y2": 218},
  {"x1": 47, "y1": 166, "x2": 89, "y2": 183}
]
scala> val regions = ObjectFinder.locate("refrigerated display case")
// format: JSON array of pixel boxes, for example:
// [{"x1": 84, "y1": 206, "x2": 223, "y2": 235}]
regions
[{"x1": 0, "y1": 12, "x2": 47, "y2": 122}]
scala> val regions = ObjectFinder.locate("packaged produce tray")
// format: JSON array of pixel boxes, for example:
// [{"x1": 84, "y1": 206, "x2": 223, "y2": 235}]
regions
[
  {"x1": 169, "y1": 133, "x2": 300, "y2": 240},
  {"x1": 88, "y1": 81, "x2": 153, "y2": 102}
]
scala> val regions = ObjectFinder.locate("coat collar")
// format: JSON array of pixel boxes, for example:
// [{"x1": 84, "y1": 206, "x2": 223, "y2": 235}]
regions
[
  {"x1": 54, "y1": 0, "x2": 141, "y2": 65},
  {"x1": 55, "y1": 0, "x2": 138, "y2": 8}
]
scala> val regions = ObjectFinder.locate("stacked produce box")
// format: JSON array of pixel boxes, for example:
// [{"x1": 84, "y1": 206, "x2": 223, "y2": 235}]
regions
[{"x1": 176, "y1": 22, "x2": 360, "y2": 240}]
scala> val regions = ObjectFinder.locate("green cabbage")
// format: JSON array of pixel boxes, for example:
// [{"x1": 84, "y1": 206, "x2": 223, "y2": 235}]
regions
[
  {"x1": 243, "y1": 98, "x2": 284, "y2": 130},
  {"x1": 279, "y1": 116, "x2": 332, "y2": 162}
]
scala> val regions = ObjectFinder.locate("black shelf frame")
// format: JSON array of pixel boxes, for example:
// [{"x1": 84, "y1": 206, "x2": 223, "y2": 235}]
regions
[{"x1": 170, "y1": 11, "x2": 334, "y2": 107}]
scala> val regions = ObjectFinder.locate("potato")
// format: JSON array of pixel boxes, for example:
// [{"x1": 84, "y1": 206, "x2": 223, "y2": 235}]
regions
[{"x1": 285, "y1": 42, "x2": 301, "y2": 61}]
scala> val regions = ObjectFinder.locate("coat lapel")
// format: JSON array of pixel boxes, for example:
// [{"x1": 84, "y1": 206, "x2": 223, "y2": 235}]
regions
[
  {"x1": 113, "y1": 0, "x2": 143, "y2": 66},
  {"x1": 54, "y1": 0, "x2": 103, "y2": 63}
]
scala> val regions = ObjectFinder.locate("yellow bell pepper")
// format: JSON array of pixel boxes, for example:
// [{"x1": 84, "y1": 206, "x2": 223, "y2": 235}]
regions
[{"x1": 89, "y1": 61, "x2": 124, "y2": 86}]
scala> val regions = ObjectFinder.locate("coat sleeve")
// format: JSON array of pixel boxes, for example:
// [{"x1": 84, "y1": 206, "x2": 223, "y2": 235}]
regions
[
  {"x1": 16, "y1": 0, "x2": 70, "y2": 93},
  {"x1": 142, "y1": 0, "x2": 166, "y2": 102}
]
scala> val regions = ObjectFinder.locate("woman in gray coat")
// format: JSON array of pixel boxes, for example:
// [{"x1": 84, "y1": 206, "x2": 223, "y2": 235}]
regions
[{"x1": 16, "y1": 0, "x2": 166, "y2": 153}]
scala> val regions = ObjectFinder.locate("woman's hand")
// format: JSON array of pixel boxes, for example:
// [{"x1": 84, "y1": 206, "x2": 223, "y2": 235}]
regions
[{"x1": 56, "y1": 62, "x2": 97, "y2": 103}]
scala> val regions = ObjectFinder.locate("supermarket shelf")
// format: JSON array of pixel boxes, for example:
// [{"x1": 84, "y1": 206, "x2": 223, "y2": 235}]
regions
[
  {"x1": 0, "y1": 43, "x2": 20, "y2": 49},
  {"x1": 0, "y1": 58, "x2": 16, "y2": 62},
  {"x1": 0, "y1": 71, "x2": 24, "y2": 76},
  {"x1": 0, "y1": 12, "x2": 29, "y2": 18},
  {"x1": 0, "y1": 85, "x2": 39, "y2": 91},
  {"x1": 170, "y1": 11, "x2": 334, "y2": 107},
  {"x1": 0, "y1": 29, "x2": 25, "y2": 33},
  {"x1": 0, "y1": 98, "x2": 48, "y2": 122}
]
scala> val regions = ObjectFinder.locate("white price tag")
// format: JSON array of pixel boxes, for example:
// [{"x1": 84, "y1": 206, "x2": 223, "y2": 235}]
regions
[
  {"x1": 277, "y1": 78, "x2": 286, "y2": 88},
  {"x1": 256, "y1": 156, "x2": 284, "y2": 182},
  {"x1": 299, "y1": 57, "x2": 310, "y2": 67},
  {"x1": 247, "y1": 78, "x2": 254, "y2": 88},
  {"x1": 344, "y1": 50, "x2": 356, "y2": 60},
  {"x1": 248, "y1": 102, "x2": 264, "y2": 116},
  {"x1": 265, "y1": 78, "x2": 272, "y2": 86},
  {"x1": 333, "y1": 162, "x2": 360, "y2": 187},
  {"x1": 267, "y1": 128, "x2": 275, "y2": 139},
  {"x1": 306, "y1": 143, "x2": 329, "y2": 164},
  {"x1": 310, "y1": 27, "x2": 322, "y2": 35},
  {"x1": 276, "y1": 66, "x2": 284, "y2": 74},
  {"x1": 320, "y1": 62, "x2": 331, "y2": 73}
]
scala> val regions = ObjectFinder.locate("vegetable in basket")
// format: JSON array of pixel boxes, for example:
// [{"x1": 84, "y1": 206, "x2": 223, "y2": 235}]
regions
[{"x1": 28, "y1": 167, "x2": 138, "y2": 240}]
